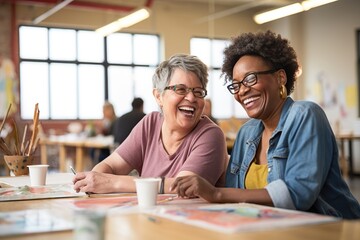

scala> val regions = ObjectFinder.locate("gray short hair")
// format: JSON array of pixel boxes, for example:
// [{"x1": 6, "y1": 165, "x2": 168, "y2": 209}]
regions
[{"x1": 152, "y1": 54, "x2": 208, "y2": 93}]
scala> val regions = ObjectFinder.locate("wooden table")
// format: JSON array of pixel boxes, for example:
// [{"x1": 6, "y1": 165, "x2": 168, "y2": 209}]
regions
[
  {"x1": 39, "y1": 136, "x2": 114, "y2": 172},
  {"x1": 1, "y1": 173, "x2": 360, "y2": 240},
  {"x1": 336, "y1": 133, "x2": 360, "y2": 178},
  {"x1": 0, "y1": 197, "x2": 359, "y2": 240}
]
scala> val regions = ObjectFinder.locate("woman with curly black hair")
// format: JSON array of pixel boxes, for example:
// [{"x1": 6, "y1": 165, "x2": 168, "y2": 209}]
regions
[{"x1": 171, "y1": 30, "x2": 360, "y2": 219}]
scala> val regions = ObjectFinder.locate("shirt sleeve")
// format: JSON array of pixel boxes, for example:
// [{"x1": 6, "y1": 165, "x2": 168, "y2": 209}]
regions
[
  {"x1": 265, "y1": 179, "x2": 296, "y2": 209},
  {"x1": 272, "y1": 102, "x2": 336, "y2": 210},
  {"x1": 179, "y1": 123, "x2": 228, "y2": 186}
]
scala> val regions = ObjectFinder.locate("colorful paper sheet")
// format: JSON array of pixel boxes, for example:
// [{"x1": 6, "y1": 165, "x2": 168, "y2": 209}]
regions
[
  {"x1": 62, "y1": 194, "x2": 182, "y2": 209},
  {"x1": 0, "y1": 208, "x2": 73, "y2": 236},
  {"x1": 149, "y1": 203, "x2": 339, "y2": 233},
  {"x1": 0, "y1": 183, "x2": 84, "y2": 201}
]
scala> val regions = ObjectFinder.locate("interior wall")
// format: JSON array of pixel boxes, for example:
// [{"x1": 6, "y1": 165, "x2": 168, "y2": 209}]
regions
[
  {"x1": 301, "y1": 0, "x2": 360, "y2": 172},
  {"x1": 0, "y1": 3, "x2": 12, "y2": 58},
  {"x1": 302, "y1": 0, "x2": 360, "y2": 129},
  {"x1": 263, "y1": 0, "x2": 360, "y2": 172}
]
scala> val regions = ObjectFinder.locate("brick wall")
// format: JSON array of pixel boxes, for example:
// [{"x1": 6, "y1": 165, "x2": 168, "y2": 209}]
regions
[{"x1": 0, "y1": 3, "x2": 11, "y2": 59}]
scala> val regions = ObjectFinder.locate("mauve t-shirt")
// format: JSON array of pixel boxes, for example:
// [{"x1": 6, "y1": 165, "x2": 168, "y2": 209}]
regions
[{"x1": 115, "y1": 111, "x2": 227, "y2": 185}]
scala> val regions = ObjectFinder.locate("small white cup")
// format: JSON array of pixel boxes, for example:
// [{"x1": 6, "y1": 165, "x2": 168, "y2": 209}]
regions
[
  {"x1": 27, "y1": 165, "x2": 49, "y2": 186},
  {"x1": 134, "y1": 178, "x2": 161, "y2": 208}
]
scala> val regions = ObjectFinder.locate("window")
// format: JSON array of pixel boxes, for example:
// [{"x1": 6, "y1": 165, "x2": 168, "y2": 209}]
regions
[
  {"x1": 190, "y1": 37, "x2": 248, "y2": 119},
  {"x1": 18, "y1": 25, "x2": 160, "y2": 120}
]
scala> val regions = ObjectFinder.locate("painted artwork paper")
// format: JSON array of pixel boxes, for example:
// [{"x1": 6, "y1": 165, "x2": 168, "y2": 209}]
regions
[
  {"x1": 0, "y1": 208, "x2": 73, "y2": 236},
  {"x1": 149, "y1": 203, "x2": 339, "y2": 233},
  {"x1": 0, "y1": 183, "x2": 84, "y2": 201},
  {"x1": 62, "y1": 194, "x2": 183, "y2": 210}
]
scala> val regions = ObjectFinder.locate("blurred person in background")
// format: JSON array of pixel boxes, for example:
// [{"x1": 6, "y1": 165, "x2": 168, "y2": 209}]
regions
[
  {"x1": 113, "y1": 97, "x2": 146, "y2": 146},
  {"x1": 91, "y1": 101, "x2": 117, "y2": 163},
  {"x1": 203, "y1": 98, "x2": 218, "y2": 125}
]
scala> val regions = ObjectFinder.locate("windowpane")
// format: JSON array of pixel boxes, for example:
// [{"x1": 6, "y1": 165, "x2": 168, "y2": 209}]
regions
[
  {"x1": 19, "y1": 25, "x2": 160, "y2": 120},
  {"x1": 78, "y1": 64, "x2": 105, "y2": 119},
  {"x1": 211, "y1": 70, "x2": 233, "y2": 119},
  {"x1": 19, "y1": 26, "x2": 48, "y2": 60},
  {"x1": 235, "y1": 102, "x2": 248, "y2": 118},
  {"x1": 190, "y1": 38, "x2": 210, "y2": 66},
  {"x1": 49, "y1": 29, "x2": 76, "y2": 61},
  {"x1": 212, "y1": 39, "x2": 229, "y2": 68},
  {"x1": 20, "y1": 62, "x2": 49, "y2": 119},
  {"x1": 191, "y1": 37, "x2": 233, "y2": 119},
  {"x1": 134, "y1": 66, "x2": 158, "y2": 113},
  {"x1": 107, "y1": 33, "x2": 132, "y2": 64},
  {"x1": 77, "y1": 31, "x2": 104, "y2": 63},
  {"x1": 134, "y1": 34, "x2": 159, "y2": 65},
  {"x1": 108, "y1": 66, "x2": 134, "y2": 116},
  {"x1": 49, "y1": 63, "x2": 77, "y2": 119}
]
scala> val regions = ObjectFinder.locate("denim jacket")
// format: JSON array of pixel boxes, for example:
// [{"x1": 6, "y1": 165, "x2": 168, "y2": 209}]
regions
[{"x1": 226, "y1": 97, "x2": 360, "y2": 219}]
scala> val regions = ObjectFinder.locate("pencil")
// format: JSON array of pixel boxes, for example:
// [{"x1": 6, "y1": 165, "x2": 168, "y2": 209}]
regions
[
  {"x1": 70, "y1": 166, "x2": 90, "y2": 197},
  {"x1": 69, "y1": 166, "x2": 76, "y2": 175},
  {"x1": 157, "y1": 195, "x2": 178, "y2": 204}
]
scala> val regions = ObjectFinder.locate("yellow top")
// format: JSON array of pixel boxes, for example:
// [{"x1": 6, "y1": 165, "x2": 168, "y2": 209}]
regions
[{"x1": 245, "y1": 160, "x2": 268, "y2": 189}]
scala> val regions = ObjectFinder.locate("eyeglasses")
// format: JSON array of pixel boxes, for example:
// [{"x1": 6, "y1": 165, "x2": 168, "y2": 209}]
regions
[
  {"x1": 164, "y1": 84, "x2": 207, "y2": 98},
  {"x1": 227, "y1": 69, "x2": 278, "y2": 94}
]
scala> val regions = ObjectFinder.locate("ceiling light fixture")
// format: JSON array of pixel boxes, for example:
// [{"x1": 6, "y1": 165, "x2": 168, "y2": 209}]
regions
[
  {"x1": 254, "y1": 0, "x2": 338, "y2": 24},
  {"x1": 33, "y1": 0, "x2": 74, "y2": 24},
  {"x1": 95, "y1": 8, "x2": 150, "y2": 36}
]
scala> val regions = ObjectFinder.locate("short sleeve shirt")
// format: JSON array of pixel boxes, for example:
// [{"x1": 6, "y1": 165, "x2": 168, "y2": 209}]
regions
[{"x1": 115, "y1": 112, "x2": 227, "y2": 185}]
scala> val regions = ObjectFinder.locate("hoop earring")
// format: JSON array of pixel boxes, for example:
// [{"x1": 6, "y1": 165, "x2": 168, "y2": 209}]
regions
[{"x1": 280, "y1": 85, "x2": 287, "y2": 99}]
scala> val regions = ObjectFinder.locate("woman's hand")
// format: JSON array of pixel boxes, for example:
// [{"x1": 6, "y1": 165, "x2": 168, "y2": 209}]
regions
[
  {"x1": 170, "y1": 175, "x2": 220, "y2": 202},
  {"x1": 72, "y1": 171, "x2": 116, "y2": 194}
]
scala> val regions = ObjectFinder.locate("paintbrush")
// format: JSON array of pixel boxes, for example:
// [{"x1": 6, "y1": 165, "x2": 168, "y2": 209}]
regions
[
  {"x1": 12, "y1": 119, "x2": 20, "y2": 155},
  {"x1": 0, "y1": 137, "x2": 12, "y2": 155},
  {"x1": 20, "y1": 124, "x2": 28, "y2": 155},
  {"x1": 27, "y1": 103, "x2": 39, "y2": 156},
  {"x1": 0, "y1": 104, "x2": 11, "y2": 135}
]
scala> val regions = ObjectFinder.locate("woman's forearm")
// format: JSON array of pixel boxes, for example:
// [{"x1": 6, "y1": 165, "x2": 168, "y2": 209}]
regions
[
  {"x1": 92, "y1": 161, "x2": 114, "y2": 173},
  {"x1": 215, "y1": 188, "x2": 274, "y2": 206}
]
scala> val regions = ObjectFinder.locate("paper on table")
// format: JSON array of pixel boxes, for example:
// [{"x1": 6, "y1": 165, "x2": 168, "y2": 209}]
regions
[
  {"x1": 0, "y1": 172, "x2": 74, "y2": 187},
  {"x1": 148, "y1": 203, "x2": 339, "y2": 234},
  {"x1": 0, "y1": 208, "x2": 73, "y2": 236},
  {"x1": 0, "y1": 183, "x2": 85, "y2": 202}
]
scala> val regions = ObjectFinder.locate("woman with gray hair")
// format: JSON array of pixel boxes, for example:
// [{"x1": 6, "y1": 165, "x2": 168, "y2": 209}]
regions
[{"x1": 73, "y1": 54, "x2": 228, "y2": 194}]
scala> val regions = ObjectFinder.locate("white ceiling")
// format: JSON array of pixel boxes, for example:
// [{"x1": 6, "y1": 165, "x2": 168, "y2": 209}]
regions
[
  {"x1": 8, "y1": 0, "x2": 300, "y2": 22},
  {"x1": 10, "y1": 0, "x2": 300, "y2": 13}
]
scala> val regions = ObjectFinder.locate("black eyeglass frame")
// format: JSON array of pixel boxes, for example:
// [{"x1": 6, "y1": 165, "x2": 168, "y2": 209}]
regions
[
  {"x1": 227, "y1": 69, "x2": 279, "y2": 94},
  {"x1": 164, "y1": 84, "x2": 207, "y2": 98}
]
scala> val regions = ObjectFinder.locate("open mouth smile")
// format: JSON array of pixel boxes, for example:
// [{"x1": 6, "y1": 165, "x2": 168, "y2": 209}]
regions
[
  {"x1": 179, "y1": 106, "x2": 195, "y2": 117},
  {"x1": 243, "y1": 96, "x2": 260, "y2": 106}
]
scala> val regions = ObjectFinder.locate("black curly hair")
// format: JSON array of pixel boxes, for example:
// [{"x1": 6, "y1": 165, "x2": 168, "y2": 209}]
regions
[{"x1": 222, "y1": 30, "x2": 299, "y2": 95}]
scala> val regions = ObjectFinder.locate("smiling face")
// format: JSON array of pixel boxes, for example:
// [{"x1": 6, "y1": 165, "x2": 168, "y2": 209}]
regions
[
  {"x1": 232, "y1": 55, "x2": 286, "y2": 121},
  {"x1": 154, "y1": 68, "x2": 205, "y2": 133}
]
